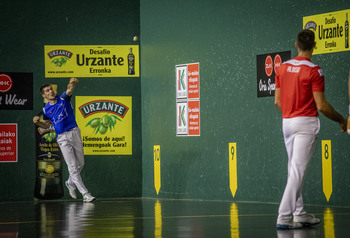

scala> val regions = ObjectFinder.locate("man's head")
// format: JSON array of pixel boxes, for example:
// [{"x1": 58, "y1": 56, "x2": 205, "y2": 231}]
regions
[
  {"x1": 296, "y1": 29, "x2": 316, "y2": 51},
  {"x1": 40, "y1": 84, "x2": 56, "y2": 101}
]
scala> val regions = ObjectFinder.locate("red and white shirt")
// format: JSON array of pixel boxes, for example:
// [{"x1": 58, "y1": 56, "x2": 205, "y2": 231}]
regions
[{"x1": 275, "y1": 56, "x2": 324, "y2": 118}]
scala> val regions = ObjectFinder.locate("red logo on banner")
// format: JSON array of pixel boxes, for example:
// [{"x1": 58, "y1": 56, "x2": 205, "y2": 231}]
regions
[
  {"x1": 0, "y1": 74, "x2": 13, "y2": 93},
  {"x1": 274, "y1": 54, "x2": 282, "y2": 74},
  {"x1": 265, "y1": 55, "x2": 273, "y2": 77}
]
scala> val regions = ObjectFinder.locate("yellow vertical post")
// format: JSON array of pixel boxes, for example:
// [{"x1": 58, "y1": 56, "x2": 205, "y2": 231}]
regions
[
  {"x1": 229, "y1": 143, "x2": 237, "y2": 198},
  {"x1": 322, "y1": 140, "x2": 332, "y2": 202},
  {"x1": 154, "y1": 145, "x2": 161, "y2": 195}
]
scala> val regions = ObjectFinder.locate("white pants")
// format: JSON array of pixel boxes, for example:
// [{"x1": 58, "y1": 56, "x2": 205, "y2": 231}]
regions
[
  {"x1": 277, "y1": 117, "x2": 320, "y2": 222},
  {"x1": 57, "y1": 127, "x2": 88, "y2": 195}
]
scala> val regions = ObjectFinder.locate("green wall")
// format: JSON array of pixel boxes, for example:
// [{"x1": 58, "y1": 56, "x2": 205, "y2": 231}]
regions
[
  {"x1": 1, "y1": 0, "x2": 350, "y2": 206},
  {"x1": 0, "y1": 0, "x2": 141, "y2": 201},
  {"x1": 140, "y1": 0, "x2": 350, "y2": 205}
]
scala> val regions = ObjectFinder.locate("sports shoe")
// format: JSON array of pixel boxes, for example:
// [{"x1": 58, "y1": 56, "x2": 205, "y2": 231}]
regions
[
  {"x1": 65, "y1": 181, "x2": 77, "y2": 199},
  {"x1": 293, "y1": 214, "x2": 320, "y2": 227},
  {"x1": 83, "y1": 193, "x2": 96, "y2": 203},
  {"x1": 276, "y1": 220, "x2": 303, "y2": 229}
]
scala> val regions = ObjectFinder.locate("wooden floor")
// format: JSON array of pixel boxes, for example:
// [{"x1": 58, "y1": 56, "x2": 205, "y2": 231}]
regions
[{"x1": 0, "y1": 198, "x2": 350, "y2": 237}]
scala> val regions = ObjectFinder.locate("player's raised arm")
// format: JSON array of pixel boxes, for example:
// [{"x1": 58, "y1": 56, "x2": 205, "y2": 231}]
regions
[
  {"x1": 66, "y1": 77, "x2": 79, "y2": 96},
  {"x1": 33, "y1": 116, "x2": 51, "y2": 129}
]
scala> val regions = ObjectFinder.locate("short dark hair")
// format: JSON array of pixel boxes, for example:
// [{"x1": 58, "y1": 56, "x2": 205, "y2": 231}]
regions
[
  {"x1": 297, "y1": 29, "x2": 315, "y2": 51},
  {"x1": 40, "y1": 84, "x2": 51, "y2": 94}
]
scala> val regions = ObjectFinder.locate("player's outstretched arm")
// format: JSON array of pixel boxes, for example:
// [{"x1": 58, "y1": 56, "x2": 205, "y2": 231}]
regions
[
  {"x1": 66, "y1": 77, "x2": 79, "y2": 96},
  {"x1": 33, "y1": 116, "x2": 51, "y2": 129},
  {"x1": 313, "y1": 91, "x2": 347, "y2": 132}
]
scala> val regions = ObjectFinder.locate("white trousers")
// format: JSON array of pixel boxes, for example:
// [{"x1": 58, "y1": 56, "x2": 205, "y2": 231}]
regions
[
  {"x1": 277, "y1": 117, "x2": 320, "y2": 222},
  {"x1": 57, "y1": 127, "x2": 88, "y2": 195}
]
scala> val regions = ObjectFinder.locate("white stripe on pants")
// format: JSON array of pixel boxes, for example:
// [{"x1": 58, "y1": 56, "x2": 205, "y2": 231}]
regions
[
  {"x1": 57, "y1": 127, "x2": 88, "y2": 195},
  {"x1": 277, "y1": 116, "x2": 320, "y2": 222}
]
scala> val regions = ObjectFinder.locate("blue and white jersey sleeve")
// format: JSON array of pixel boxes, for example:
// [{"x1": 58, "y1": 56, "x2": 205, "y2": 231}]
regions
[{"x1": 42, "y1": 92, "x2": 78, "y2": 135}]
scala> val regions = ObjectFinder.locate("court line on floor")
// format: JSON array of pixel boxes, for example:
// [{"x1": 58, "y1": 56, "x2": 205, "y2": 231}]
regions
[{"x1": 2, "y1": 211, "x2": 350, "y2": 226}]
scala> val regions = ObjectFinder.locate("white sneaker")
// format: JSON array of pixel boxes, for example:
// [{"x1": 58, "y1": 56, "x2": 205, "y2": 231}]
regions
[
  {"x1": 83, "y1": 193, "x2": 96, "y2": 203},
  {"x1": 293, "y1": 214, "x2": 320, "y2": 227},
  {"x1": 65, "y1": 181, "x2": 77, "y2": 199},
  {"x1": 276, "y1": 220, "x2": 303, "y2": 229}
]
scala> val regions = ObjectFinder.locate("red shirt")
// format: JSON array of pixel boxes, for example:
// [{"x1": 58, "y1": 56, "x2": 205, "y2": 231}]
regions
[{"x1": 275, "y1": 56, "x2": 324, "y2": 118}]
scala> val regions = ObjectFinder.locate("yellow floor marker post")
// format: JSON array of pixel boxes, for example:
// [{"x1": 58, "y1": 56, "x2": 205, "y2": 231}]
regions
[
  {"x1": 229, "y1": 143, "x2": 237, "y2": 198},
  {"x1": 322, "y1": 140, "x2": 332, "y2": 202},
  {"x1": 154, "y1": 145, "x2": 161, "y2": 195}
]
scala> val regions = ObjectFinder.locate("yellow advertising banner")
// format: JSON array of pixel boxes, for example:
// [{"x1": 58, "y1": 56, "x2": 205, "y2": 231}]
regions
[
  {"x1": 44, "y1": 45, "x2": 139, "y2": 78},
  {"x1": 303, "y1": 9, "x2": 350, "y2": 54},
  {"x1": 75, "y1": 96, "x2": 132, "y2": 155}
]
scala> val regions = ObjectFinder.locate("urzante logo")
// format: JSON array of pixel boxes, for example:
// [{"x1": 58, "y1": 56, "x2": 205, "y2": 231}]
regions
[
  {"x1": 37, "y1": 125, "x2": 55, "y2": 135},
  {"x1": 48, "y1": 49, "x2": 73, "y2": 67},
  {"x1": 79, "y1": 100, "x2": 128, "y2": 118},
  {"x1": 79, "y1": 100, "x2": 127, "y2": 135},
  {"x1": 305, "y1": 21, "x2": 317, "y2": 31}
]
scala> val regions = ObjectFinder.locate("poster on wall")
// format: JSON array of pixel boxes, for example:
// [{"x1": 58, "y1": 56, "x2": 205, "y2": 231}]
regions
[
  {"x1": 303, "y1": 9, "x2": 350, "y2": 55},
  {"x1": 0, "y1": 123, "x2": 17, "y2": 162},
  {"x1": 257, "y1": 51, "x2": 291, "y2": 97},
  {"x1": 44, "y1": 45, "x2": 139, "y2": 78},
  {"x1": 176, "y1": 63, "x2": 200, "y2": 100},
  {"x1": 0, "y1": 73, "x2": 33, "y2": 110},
  {"x1": 176, "y1": 100, "x2": 200, "y2": 136},
  {"x1": 176, "y1": 62, "x2": 200, "y2": 136},
  {"x1": 75, "y1": 96, "x2": 132, "y2": 155}
]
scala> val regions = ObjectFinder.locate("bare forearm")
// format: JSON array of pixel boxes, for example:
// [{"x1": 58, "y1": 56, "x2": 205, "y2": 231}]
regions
[
  {"x1": 274, "y1": 88, "x2": 282, "y2": 112},
  {"x1": 275, "y1": 102, "x2": 282, "y2": 112},
  {"x1": 66, "y1": 83, "x2": 76, "y2": 96},
  {"x1": 319, "y1": 102, "x2": 345, "y2": 123},
  {"x1": 35, "y1": 121, "x2": 51, "y2": 129},
  {"x1": 66, "y1": 77, "x2": 79, "y2": 96}
]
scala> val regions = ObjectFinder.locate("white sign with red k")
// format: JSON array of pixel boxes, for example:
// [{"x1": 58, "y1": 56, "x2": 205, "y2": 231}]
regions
[{"x1": 176, "y1": 63, "x2": 200, "y2": 136}]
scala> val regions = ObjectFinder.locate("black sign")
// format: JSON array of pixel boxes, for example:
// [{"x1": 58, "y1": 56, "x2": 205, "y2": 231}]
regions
[
  {"x1": 0, "y1": 72, "x2": 33, "y2": 110},
  {"x1": 34, "y1": 113, "x2": 64, "y2": 199},
  {"x1": 257, "y1": 51, "x2": 291, "y2": 97}
]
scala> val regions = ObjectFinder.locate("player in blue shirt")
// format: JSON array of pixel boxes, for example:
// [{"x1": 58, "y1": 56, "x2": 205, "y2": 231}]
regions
[{"x1": 33, "y1": 78, "x2": 95, "y2": 202}]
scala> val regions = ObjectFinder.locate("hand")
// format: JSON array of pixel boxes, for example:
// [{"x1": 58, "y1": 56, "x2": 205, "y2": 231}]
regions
[
  {"x1": 69, "y1": 77, "x2": 79, "y2": 84},
  {"x1": 340, "y1": 118, "x2": 347, "y2": 132},
  {"x1": 347, "y1": 116, "x2": 350, "y2": 135},
  {"x1": 33, "y1": 116, "x2": 40, "y2": 124}
]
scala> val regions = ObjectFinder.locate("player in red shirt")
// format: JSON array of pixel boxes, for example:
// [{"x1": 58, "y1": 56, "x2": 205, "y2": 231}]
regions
[{"x1": 275, "y1": 29, "x2": 347, "y2": 229}]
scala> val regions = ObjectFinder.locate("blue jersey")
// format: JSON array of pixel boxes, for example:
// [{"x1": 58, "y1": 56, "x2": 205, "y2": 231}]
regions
[{"x1": 43, "y1": 91, "x2": 78, "y2": 135}]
